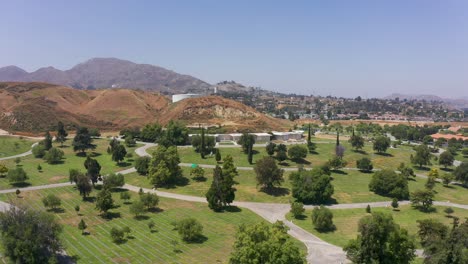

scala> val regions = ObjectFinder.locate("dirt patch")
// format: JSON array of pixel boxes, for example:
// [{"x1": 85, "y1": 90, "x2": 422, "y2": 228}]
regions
[{"x1": 49, "y1": 176, "x2": 66, "y2": 183}]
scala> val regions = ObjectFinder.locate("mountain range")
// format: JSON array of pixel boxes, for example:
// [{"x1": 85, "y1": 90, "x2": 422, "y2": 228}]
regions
[
  {"x1": 0, "y1": 58, "x2": 212, "y2": 94},
  {"x1": 385, "y1": 93, "x2": 468, "y2": 109}
]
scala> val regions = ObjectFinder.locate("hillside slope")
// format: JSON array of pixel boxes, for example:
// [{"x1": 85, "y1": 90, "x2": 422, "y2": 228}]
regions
[
  {"x1": 0, "y1": 82, "x2": 289, "y2": 133},
  {"x1": 0, "y1": 58, "x2": 211, "y2": 94}
]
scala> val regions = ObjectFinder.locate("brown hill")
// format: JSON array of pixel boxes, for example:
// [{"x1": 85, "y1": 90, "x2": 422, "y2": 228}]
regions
[
  {"x1": 0, "y1": 82, "x2": 289, "y2": 133},
  {"x1": 159, "y1": 96, "x2": 290, "y2": 131}
]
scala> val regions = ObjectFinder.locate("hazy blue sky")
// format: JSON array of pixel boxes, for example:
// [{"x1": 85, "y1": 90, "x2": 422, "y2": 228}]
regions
[{"x1": 1, "y1": 0, "x2": 467, "y2": 98}]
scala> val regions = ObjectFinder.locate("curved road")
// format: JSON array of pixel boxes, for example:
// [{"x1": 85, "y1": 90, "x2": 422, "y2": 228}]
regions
[{"x1": 1, "y1": 139, "x2": 466, "y2": 263}]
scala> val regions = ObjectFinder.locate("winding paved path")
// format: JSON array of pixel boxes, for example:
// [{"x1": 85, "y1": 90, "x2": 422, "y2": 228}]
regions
[{"x1": 0, "y1": 142, "x2": 38, "y2": 161}]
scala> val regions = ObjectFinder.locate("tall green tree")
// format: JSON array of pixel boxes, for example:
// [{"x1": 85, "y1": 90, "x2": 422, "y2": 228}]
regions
[
  {"x1": 222, "y1": 155, "x2": 238, "y2": 179},
  {"x1": 112, "y1": 144, "x2": 127, "y2": 164},
  {"x1": 312, "y1": 205, "x2": 334, "y2": 232},
  {"x1": 0, "y1": 206, "x2": 63, "y2": 263},
  {"x1": 140, "y1": 123, "x2": 163, "y2": 142},
  {"x1": 75, "y1": 172, "x2": 92, "y2": 199},
  {"x1": 43, "y1": 131, "x2": 53, "y2": 150},
  {"x1": 7, "y1": 167, "x2": 28, "y2": 184},
  {"x1": 453, "y1": 162, "x2": 468, "y2": 186},
  {"x1": 290, "y1": 167, "x2": 334, "y2": 204},
  {"x1": 84, "y1": 156, "x2": 101, "y2": 185},
  {"x1": 369, "y1": 169, "x2": 409, "y2": 199},
  {"x1": 72, "y1": 127, "x2": 96, "y2": 153},
  {"x1": 134, "y1": 156, "x2": 150, "y2": 175},
  {"x1": 254, "y1": 156, "x2": 284, "y2": 190},
  {"x1": 344, "y1": 212, "x2": 416, "y2": 264},
  {"x1": 349, "y1": 129, "x2": 365, "y2": 151},
  {"x1": 230, "y1": 221, "x2": 306, "y2": 264},
  {"x1": 44, "y1": 147, "x2": 64, "y2": 164},
  {"x1": 288, "y1": 144, "x2": 308, "y2": 161},
  {"x1": 95, "y1": 188, "x2": 114, "y2": 216},
  {"x1": 56, "y1": 121, "x2": 68, "y2": 147},
  {"x1": 148, "y1": 146, "x2": 182, "y2": 186},
  {"x1": 373, "y1": 135, "x2": 391, "y2": 153},
  {"x1": 439, "y1": 151, "x2": 454, "y2": 169},
  {"x1": 266, "y1": 142, "x2": 276, "y2": 156},
  {"x1": 238, "y1": 133, "x2": 255, "y2": 154},
  {"x1": 164, "y1": 120, "x2": 188, "y2": 146},
  {"x1": 206, "y1": 165, "x2": 236, "y2": 211},
  {"x1": 412, "y1": 144, "x2": 432, "y2": 168}
]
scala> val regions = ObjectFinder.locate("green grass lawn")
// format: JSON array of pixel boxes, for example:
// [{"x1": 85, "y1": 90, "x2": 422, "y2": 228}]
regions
[
  {"x1": 0, "y1": 136, "x2": 37, "y2": 158},
  {"x1": 174, "y1": 139, "x2": 415, "y2": 171},
  {"x1": 0, "y1": 186, "x2": 305, "y2": 263},
  {"x1": 0, "y1": 139, "x2": 140, "y2": 190},
  {"x1": 286, "y1": 205, "x2": 468, "y2": 248}
]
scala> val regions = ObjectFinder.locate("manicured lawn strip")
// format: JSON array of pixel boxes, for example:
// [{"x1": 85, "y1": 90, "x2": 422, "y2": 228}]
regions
[
  {"x1": 0, "y1": 136, "x2": 37, "y2": 157},
  {"x1": 1, "y1": 186, "x2": 298, "y2": 263},
  {"x1": 175, "y1": 141, "x2": 415, "y2": 170},
  {"x1": 286, "y1": 205, "x2": 468, "y2": 248},
  {"x1": 0, "y1": 139, "x2": 140, "y2": 190}
]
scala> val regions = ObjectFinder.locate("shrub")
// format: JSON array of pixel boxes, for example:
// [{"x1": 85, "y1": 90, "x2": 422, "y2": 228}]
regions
[
  {"x1": 356, "y1": 157, "x2": 373, "y2": 172},
  {"x1": 176, "y1": 218, "x2": 203, "y2": 242},
  {"x1": 290, "y1": 202, "x2": 305, "y2": 219},
  {"x1": 311, "y1": 205, "x2": 334, "y2": 232},
  {"x1": 369, "y1": 169, "x2": 409, "y2": 200}
]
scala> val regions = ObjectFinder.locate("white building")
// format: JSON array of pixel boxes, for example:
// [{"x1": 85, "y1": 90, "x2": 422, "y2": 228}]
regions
[{"x1": 172, "y1": 94, "x2": 202, "y2": 103}]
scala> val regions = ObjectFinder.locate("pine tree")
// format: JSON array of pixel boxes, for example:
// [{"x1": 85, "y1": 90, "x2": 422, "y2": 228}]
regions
[
  {"x1": 200, "y1": 126, "x2": 205, "y2": 159},
  {"x1": 205, "y1": 165, "x2": 235, "y2": 211},
  {"x1": 336, "y1": 131, "x2": 340, "y2": 146},
  {"x1": 56, "y1": 121, "x2": 68, "y2": 147},
  {"x1": 43, "y1": 131, "x2": 53, "y2": 150}
]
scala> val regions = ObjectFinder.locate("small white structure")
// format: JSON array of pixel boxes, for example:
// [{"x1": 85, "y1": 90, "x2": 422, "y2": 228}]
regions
[
  {"x1": 172, "y1": 93, "x2": 202, "y2": 103},
  {"x1": 252, "y1": 133, "x2": 271, "y2": 143}
]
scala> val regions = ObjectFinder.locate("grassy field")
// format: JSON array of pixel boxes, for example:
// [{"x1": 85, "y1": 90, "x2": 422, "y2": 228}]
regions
[
  {"x1": 0, "y1": 139, "x2": 139, "y2": 190},
  {"x1": 0, "y1": 136, "x2": 37, "y2": 158},
  {"x1": 173, "y1": 138, "x2": 415, "y2": 171},
  {"x1": 286, "y1": 205, "x2": 468, "y2": 248},
  {"x1": 0, "y1": 186, "x2": 305, "y2": 263},
  {"x1": 126, "y1": 167, "x2": 468, "y2": 205}
]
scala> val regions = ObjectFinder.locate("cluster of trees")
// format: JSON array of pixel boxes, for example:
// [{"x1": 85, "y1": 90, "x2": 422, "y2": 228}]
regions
[
  {"x1": 0, "y1": 206, "x2": 63, "y2": 263},
  {"x1": 349, "y1": 129, "x2": 365, "y2": 151},
  {"x1": 32, "y1": 131, "x2": 64, "y2": 164},
  {"x1": 130, "y1": 191, "x2": 159, "y2": 218},
  {"x1": 230, "y1": 221, "x2": 306, "y2": 264},
  {"x1": 368, "y1": 169, "x2": 409, "y2": 200},
  {"x1": 107, "y1": 138, "x2": 127, "y2": 164},
  {"x1": 205, "y1": 155, "x2": 237, "y2": 211},
  {"x1": 290, "y1": 167, "x2": 334, "y2": 204},
  {"x1": 373, "y1": 135, "x2": 391, "y2": 154},
  {"x1": 147, "y1": 145, "x2": 183, "y2": 186},
  {"x1": 388, "y1": 124, "x2": 441, "y2": 142},
  {"x1": 344, "y1": 212, "x2": 416, "y2": 263},
  {"x1": 238, "y1": 133, "x2": 255, "y2": 164},
  {"x1": 126, "y1": 121, "x2": 189, "y2": 146},
  {"x1": 254, "y1": 156, "x2": 284, "y2": 190},
  {"x1": 417, "y1": 218, "x2": 468, "y2": 264},
  {"x1": 173, "y1": 218, "x2": 204, "y2": 242}
]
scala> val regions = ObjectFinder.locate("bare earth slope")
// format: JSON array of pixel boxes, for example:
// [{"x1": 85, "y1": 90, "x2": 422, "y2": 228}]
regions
[{"x1": 0, "y1": 82, "x2": 289, "y2": 133}]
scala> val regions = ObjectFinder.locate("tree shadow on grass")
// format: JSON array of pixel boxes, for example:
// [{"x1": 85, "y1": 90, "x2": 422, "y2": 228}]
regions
[
  {"x1": 453, "y1": 183, "x2": 468, "y2": 189},
  {"x1": 148, "y1": 207, "x2": 164, "y2": 213},
  {"x1": 353, "y1": 149, "x2": 368, "y2": 155},
  {"x1": 293, "y1": 214, "x2": 307, "y2": 220},
  {"x1": 185, "y1": 234, "x2": 208, "y2": 244},
  {"x1": 375, "y1": 152, "x2": 393, "y2": 157},
  {"x1": 58, "y1": 254, "x2": 79, "y2": 264},
  {"x1": 83, "y1": 196, "x2": 96, "y2": 203},
  {"x1": 260, "y1": 187, "x2": 290, "y2": 197},
  {"x1": 224, "y1": 206, "x2": 242, "y2": 213},
  {"x1": 414, "y1": 166, "x2": 431, "y2": 171},
  {"x1": 102, "y1": 211, "x2": 121, "y2": 220},
  {"x1": 89, "y1": 152, "x2": 102, "y2": 158},
  {"x1": 111, "y1": 187, "x2": 128, "y2": 193},
  {"x1": 331, "y1": 170, "x2": 348, "y2": 175},
  {"x1": 440, "y1": 167, "x2": 453, "y2": 172},
  {"x1": 117, "y1": 162, "x2": 132, "y2": 168},
  {"x1": 309, "y1": 151, "x2": 319, "y2": 155},
  {"x1": 47, "y1": 207, "x2": 65, "y2": 214},
  {"x1": 293, "y1": 159, "x2": 311, "y2": 165},
  {"x1": 10, "y1": 182, "x2": 31, "y2": 188},
  {"x1": 162, "y1": 177, "x2": 190, "y2": 189},
  {"x1": 135, "y1": 215, "x2": 150, "y2": 221},
  {"x1": 315, "y1": 225, "x2": 336, "y2": 233}
]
